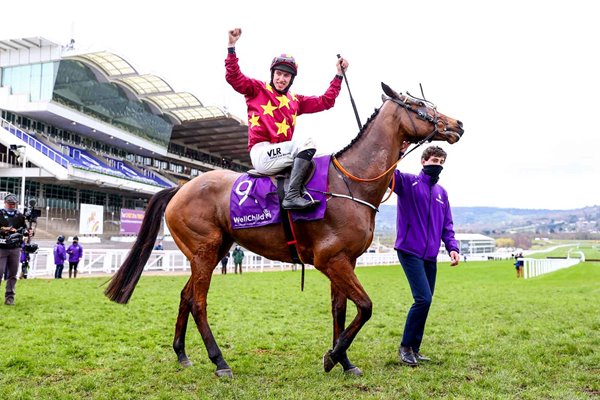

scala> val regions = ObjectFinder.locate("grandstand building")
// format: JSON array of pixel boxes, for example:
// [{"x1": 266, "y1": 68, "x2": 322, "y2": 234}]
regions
[
  {"x1": 438, "y1": 233, "x2": 496, "y2": 256},
  {"x1": 0, "y1": 37, "x2": 250, "y2": 237}
]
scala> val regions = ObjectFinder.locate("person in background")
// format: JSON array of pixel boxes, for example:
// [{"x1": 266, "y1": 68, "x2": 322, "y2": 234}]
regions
[
  {"x1": 19, "y1": 243, "x2": 30, "y2": 279},
  {"x1": 514, "y1": 252, "x2": 524, "y2": 278},
  {"x1": 154, "y1": 240, "x2": 164, "y2": 267},
  {"x1": 221, "y1": 252, "x2": 230, "y2": 275},
  {"x1": 0, "y1": 194, "x2": 30, "y2": 305},
  {"x1": 53, "y1": 235, "x2": 67, "y2": 279},
  {"x1": 66, "y1": 236, "x2": 83, "y2": 278},
  {"x1": 392, "y1": 144, "x2": 460, "y2": 367},
  {"x1": 225, "y1": 27, "x2": 349, "y2": 210},
  {"x1": 232, "y1": 245, "x2": 245, "y2": 274}
]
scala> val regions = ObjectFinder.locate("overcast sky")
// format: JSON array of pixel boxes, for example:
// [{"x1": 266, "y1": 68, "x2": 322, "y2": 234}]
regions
[{"x1": 4, "y1": 0, "x2": 599, "y2": 210}]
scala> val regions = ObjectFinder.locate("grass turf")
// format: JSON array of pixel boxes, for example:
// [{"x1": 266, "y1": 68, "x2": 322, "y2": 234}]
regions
[{"x1": 1, "y1": 259, "x2": 598, "y2": 399}]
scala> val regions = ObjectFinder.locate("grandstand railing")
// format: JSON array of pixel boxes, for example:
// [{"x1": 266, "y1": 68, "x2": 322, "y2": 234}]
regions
[
  {"x1": 26, "y1": 249, "x2": 400, "y2": 278},
  {"x1": 522, "y1": 257, "x2": 583, "y2": 279},
  {"x1": 1, "y1": 117, "x2": 169, "y2": 188},
  {"x1": 1, "y1": 118, "x2": 70, "y2": 168}
]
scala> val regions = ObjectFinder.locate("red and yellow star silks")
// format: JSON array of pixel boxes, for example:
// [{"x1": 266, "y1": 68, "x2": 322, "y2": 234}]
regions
[
  {"x1": 249, "y1": 113, "x2": 260, "y2": 128},
  {"x1": 261, "y1": 100, "x2": 277, "y2": 117},
  {"x1": 225, "y1": 52, "x2": 342, "y2": 151},
  {"x1": 274, "y1": 118, "x2": 291, "y2": 137}
]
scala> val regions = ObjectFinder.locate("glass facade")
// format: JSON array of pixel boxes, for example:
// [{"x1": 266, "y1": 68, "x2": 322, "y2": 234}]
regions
[
  {"x1": 51, "y1": 60, "x2": 173, "y2": 147},
  {"x1": 0, "y1": 61, "x2": 58, "y2": 101}
]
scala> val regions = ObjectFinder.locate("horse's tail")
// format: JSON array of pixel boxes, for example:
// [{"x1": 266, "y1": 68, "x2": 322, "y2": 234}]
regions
[{"x1": 105, "y1": 186, "x2": 181, "y2": 304}]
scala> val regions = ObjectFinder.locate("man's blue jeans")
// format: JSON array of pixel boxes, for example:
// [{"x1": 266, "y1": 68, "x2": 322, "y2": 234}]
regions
[{"x1": 397, "y1": 251, "x2": 437, "y2": 353}]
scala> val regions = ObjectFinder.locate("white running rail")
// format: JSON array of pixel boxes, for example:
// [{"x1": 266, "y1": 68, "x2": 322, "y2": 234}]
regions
[
  {"x1": 522, "y1": 256, "x2": 583, "y2": 279},
  {"x1": 26, "y1": 249, "x2": 401, "y2": 278}
]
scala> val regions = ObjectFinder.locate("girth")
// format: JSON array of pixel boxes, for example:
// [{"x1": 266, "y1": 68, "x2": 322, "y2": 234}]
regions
[{"x1": 276, "y1": 178, "x2": 305, "y2": 291}]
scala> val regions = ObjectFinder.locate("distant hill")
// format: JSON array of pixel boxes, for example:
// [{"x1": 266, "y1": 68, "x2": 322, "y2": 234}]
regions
[{"x1": 375, "y1": 204, "x2": 600, "y2": 236}]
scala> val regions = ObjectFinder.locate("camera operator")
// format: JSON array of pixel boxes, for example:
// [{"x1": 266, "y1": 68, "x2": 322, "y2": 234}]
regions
[{"x1": 0, "y1": 194, "x2": 32, "y2": 306}]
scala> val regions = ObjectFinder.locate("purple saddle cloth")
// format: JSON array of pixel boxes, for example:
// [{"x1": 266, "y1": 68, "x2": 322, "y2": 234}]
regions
[{"x1": 230, "y1": 155, "x2": 330, "y2": 229}]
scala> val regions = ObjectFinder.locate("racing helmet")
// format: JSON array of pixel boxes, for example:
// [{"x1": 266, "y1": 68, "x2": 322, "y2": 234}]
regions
[{"x1": 270, "y1": 54, "x2": 298, "y2": 76}]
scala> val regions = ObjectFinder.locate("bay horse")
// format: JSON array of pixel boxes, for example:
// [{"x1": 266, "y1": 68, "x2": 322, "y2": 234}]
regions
[{"x1": 105, "y1": 83, "x2": 464, "y2": 377}]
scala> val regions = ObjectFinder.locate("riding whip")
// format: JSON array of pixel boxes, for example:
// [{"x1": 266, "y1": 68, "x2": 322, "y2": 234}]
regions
[{"x1": 337, "y1": 54, "x2": 362, "y2": 130}]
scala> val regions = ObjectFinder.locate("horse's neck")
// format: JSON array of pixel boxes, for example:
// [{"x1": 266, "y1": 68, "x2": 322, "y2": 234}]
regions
[{"x1": 336, "y1": 103, "x2": 404, "y2": 202}]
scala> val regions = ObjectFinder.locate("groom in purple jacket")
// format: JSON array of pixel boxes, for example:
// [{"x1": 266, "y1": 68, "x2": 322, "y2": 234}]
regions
[{"x1": 392, "y1": 145, "x2": 460, "y2": 367}]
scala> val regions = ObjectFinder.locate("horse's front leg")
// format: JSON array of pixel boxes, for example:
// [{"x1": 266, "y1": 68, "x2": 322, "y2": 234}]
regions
[
  {"x1": 330, "y1": 282, "x2": 362, "y2": 375},
  {"x1": 323, "y1": 259, "x2": 372, "y2": 374}
]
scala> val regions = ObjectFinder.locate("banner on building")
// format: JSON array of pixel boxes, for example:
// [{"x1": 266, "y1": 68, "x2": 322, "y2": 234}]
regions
[
  {"x1": 120, "y1": 208, "x2": 145, "y2": 234},
  {"x1": 79, "y1": 204, "x2": 104, "y2": 234}
]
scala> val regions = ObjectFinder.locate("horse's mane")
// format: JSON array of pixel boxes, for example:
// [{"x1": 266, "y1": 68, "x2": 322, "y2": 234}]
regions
[{"x1": 334, "y1": 107, "x2": 381, "y2": 157}]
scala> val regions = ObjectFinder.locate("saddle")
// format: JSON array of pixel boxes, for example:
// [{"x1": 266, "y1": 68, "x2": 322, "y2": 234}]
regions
[
  {"x1": 245, "y1": 161, "x2": 318, "y2": 276},
  {"x1": 230, "y1": 156, "x2": 328, "y2": 232}
]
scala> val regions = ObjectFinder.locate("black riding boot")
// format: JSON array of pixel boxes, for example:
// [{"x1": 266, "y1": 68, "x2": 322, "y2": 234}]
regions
[{"x1": 282, "y1": 157, "x2": 320, "y2": 210}]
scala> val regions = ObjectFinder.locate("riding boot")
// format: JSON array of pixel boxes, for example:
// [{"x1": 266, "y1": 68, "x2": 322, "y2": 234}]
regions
[
  {"x1": 282, "y1": 157, "x2": 320, "y2": 210},
  {"x1": 74, "y1": 270, "x2": 77, "y2": 278},
  {"x1": 69, "y1": 269, "x2": 72, "y2": 278}
]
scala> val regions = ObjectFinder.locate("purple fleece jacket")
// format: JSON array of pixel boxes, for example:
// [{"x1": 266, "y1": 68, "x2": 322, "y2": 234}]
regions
[{"x1": 392, "y1": 169, "x2": 459, "y2": 261}]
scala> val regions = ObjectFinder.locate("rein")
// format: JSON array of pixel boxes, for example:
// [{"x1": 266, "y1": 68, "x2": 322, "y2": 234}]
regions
[{"x1": 332, "y1": 155, "x2": 398, "y2": 183}]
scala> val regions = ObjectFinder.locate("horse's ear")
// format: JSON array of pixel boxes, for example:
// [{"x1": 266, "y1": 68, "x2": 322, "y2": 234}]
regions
[{"x1": 381, "y1": 82, "x2": 399, "y2": 99}]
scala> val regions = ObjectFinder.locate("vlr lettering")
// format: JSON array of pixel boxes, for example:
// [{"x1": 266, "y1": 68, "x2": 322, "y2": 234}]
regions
[{"x1": 267, "y1": 148, "x2": 282, "y2": 157}]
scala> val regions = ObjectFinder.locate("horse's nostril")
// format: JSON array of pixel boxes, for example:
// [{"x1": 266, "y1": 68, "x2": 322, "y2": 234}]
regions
[{"x1": 457, "y1": 120, "x2": 463, "y2": 128}]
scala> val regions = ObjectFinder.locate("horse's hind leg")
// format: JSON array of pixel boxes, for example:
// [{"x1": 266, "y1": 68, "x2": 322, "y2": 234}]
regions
[
  {"x1": 331, "y1": 283, "x2": 362, "y2": 376},
  {"x1": 189, "y1": 244, "x2": 234, "y2": 378},
  {"x1": 173, "y1": 278, "x2": 193, "y2": 367}
]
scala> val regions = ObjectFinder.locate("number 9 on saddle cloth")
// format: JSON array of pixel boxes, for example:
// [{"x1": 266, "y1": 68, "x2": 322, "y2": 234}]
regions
[{"x1": 229, "y1": 155, "x2": 330, "y2": 230}]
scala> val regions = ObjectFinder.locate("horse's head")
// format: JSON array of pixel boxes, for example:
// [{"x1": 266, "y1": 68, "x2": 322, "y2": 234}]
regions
[{"x1": 381, "y1": 82, "x2": 464, "y2": 144}]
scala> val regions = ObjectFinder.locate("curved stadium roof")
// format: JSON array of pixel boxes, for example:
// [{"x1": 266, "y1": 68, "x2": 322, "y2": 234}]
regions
[
  {"x1": 66, "y1": 50, "x2": 250, "y2": 165},
  {"x1": 117, "y1": 74, "x2": 173, "y2": 95}
]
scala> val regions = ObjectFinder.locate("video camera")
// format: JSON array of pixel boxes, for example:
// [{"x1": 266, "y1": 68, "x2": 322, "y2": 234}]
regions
[
  {"x1": 24, "y1": 199, "x2": 41, "y2": 223},
  {"x1": 0, "y1": 226, "x2": 27, "y2": 243},
  {"x1": 0, "y1": 231, "x2": 24, "y2": 246},
  {"x1": 23, "y1": 199, "x2": 40, "y2": 253},
  {"x1": 23, "y1": 242, "x2": 39, "y2": 254},
  {"x1": 0, "y1": 229, "x2": 38, "y2": 253}
]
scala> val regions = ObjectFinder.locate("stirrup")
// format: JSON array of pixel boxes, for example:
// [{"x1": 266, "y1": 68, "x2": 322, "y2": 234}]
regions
[
  {"x1": 303, "y1": 190, "x2": 317, "y2": 204},
  {"x1": 282, "y1": 194, "x2": 320, "y2": 210}
]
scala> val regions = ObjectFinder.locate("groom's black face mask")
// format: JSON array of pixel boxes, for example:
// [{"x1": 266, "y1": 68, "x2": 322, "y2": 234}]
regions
[{"x1": 422, "y1": 164, "x2": 443, "y2": 185}]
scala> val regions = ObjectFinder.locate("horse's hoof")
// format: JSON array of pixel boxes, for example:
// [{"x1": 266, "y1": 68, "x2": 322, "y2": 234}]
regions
[
  {"x1": 323, "y1": 350, "x2": 338, "y2": 373},
  {"x1": 179, "y1": 358, "x2": 193, "y2": 368},
  {"x1": 215, "y1": 368, "x2": 233, "y2": 378},
  {"x1": 343, "y1": 366, "x2": 363, "y2": 376}
]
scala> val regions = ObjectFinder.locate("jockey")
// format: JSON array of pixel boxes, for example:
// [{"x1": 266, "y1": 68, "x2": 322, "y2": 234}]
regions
[{"x1": 225, "y1": 27, "x2": 349, "y2": 210}]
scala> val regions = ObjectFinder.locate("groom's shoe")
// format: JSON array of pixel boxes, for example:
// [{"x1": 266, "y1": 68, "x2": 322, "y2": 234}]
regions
[{"x1": 399, "y1": 346, "x2": 418, "y2": 367}]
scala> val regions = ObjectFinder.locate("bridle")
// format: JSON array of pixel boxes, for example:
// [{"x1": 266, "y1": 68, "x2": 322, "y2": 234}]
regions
[
  {"x1": 389, "y1": 95, "x2": 445, "y2": 158},
  {"x1": 330, "y1": 96, "x2": 447, "y2": 207}
]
